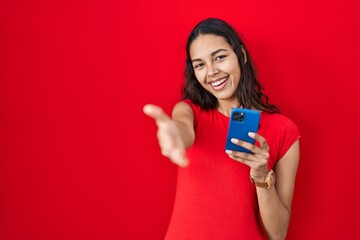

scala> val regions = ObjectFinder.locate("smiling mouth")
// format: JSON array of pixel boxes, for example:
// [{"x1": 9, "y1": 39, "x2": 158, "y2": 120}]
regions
[{"x1": 209, "y1": 77, "x2": 228, "y2": 88}]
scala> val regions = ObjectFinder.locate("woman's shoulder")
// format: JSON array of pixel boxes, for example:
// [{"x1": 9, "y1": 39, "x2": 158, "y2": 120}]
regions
[
  {"x1": 261, "y1": 112, "x2": 299, "y2": 134},
  {"x1": 262, "y1": 112, "x2": 294, "y2": 125},
  {"x1": 179, "y1": 99, "x2": 202, "y2": 115}
]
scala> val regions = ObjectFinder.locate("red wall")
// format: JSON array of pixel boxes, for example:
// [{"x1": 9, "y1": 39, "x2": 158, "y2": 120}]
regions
[{"x1": 1, "y1": 0, "x2": 360, "y2": 239}]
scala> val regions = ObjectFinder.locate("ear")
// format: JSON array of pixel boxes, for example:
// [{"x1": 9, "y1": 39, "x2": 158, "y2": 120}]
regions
[{"x1": 241, "y1": 47, "x2": 247, "y2": 64}]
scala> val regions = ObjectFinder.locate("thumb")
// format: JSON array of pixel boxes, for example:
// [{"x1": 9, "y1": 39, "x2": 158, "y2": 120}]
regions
[{"x1": 143, "y1": 104, "x2": 171, "y2": 124}]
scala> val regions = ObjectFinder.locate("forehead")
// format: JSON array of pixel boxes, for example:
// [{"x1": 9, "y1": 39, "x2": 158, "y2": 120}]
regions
[{"x1": 189, "y1": 34, "x2": 232, "y2": 59}]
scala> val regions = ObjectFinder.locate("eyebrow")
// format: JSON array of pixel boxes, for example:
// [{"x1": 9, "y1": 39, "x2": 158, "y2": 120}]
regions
[{"x1": 191, "y1": 48, "x2": 229, "y2": 63}]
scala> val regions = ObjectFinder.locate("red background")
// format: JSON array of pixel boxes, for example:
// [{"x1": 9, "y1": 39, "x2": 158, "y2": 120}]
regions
[{"x1": 1, "y1": 0, "x2": 360, "y2": 239}]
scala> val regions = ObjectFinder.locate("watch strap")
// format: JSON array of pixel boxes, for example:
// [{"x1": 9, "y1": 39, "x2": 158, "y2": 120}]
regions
[{"x1": 250, "y1": 170, "x2": 275, "y2": 189}]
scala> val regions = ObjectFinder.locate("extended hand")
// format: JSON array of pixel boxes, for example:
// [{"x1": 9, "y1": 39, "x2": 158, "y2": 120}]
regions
[{"x1": 143, "y1": 104, "x2": 189, "y2": 167}]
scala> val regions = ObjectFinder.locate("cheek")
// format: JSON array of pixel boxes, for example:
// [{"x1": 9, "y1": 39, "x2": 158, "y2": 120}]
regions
[
  {"x1": 236, "y1": 68, "x2": 241, "y2": 80},
  {"x1": 194, "y1": 71, "x2": 206, "y2": 84},
  {"x1": 224, "y1": 56, "x2": 241, "y2": 77},
  {"x1": 229, "y1": 63, "x2": 241, "y2": 80}
]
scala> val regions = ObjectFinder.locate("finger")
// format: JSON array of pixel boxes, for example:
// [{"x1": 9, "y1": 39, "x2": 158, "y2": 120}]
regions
[
  {"x1": 227, "y1": 153, "x2": 267, "y2": 170},
  {"x1": 248, "y1": 132, "x2": 269, "y2": 150},
  {"x1": 170, "y1": 149, "x2": 189, "y2": 167},
  {"x1": 143, "y1": 104, "x2": 171, "y2": 125},
  {"x1": 225, "y1": 150, "x2": 258, "y2": 162},
  {"x1": 227, "y1": 154, "x2": 256, "y2": 168},
  {"x1": 230, "y1": 138, "x2": 261, "y2": 155},
  {"x1": 230, "y1": 138, "x2": 269, "y2": 157}
]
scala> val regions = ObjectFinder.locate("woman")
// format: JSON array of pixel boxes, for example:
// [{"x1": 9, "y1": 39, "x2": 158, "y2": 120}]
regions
[{"x1": 144, "y1": 18, "x2": 300, "y2": 240}]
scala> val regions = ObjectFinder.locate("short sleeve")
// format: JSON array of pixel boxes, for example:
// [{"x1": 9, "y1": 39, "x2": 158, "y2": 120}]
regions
[{"x1": 278, "y1": 118, "x2": 301, "y2": 159}]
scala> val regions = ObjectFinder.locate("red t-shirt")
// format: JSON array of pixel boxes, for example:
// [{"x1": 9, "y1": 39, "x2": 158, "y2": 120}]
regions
[{"x1": 165, "y1": 100, "x2": 301, "y2": 240}]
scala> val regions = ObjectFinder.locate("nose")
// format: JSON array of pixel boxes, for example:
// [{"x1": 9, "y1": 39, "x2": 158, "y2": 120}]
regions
[{"x1": 207, "y1": 63, "x2": 219, "y2": 78}]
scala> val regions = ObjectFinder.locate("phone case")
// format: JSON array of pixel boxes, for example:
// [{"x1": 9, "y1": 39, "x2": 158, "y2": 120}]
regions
[{"x1": 225, "y1": 108, "x2": 261, "y2": 154}]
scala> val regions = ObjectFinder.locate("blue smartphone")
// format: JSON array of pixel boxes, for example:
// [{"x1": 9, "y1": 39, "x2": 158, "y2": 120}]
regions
[{"x1": 225, "y1": 108, "x2": 261, "y2": 154}]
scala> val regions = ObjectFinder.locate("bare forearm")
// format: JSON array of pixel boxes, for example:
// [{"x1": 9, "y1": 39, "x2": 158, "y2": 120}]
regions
[
  {"x1": 173, "y1": 120, "x2": 195, "y2": 149},
  {"x1": 257, "y1": 187, "x2": 290, "y2": 240},
  {"x1": 171, "y1": 102, "x2": 195, "y2": 150}
]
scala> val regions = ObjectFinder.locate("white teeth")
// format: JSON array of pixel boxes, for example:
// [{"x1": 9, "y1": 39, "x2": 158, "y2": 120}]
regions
[{"x1": 211, "y1": 77, "x2": 227, "y2": 87}]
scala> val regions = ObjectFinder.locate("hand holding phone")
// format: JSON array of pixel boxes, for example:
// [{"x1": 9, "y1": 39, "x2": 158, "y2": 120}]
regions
[{"x1": 225, "y1": 108, "x2": 261, "y2": 154}]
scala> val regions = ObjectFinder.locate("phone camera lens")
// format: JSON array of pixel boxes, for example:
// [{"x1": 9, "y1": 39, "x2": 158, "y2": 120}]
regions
[{"x1": 232, "y1": 112, "x2": 245, "y2": 122}]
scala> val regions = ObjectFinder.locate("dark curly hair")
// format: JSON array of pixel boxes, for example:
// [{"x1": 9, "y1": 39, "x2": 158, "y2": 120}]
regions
[{"x1": 183, "y1": 18, "x2": 279, "y2": 114}]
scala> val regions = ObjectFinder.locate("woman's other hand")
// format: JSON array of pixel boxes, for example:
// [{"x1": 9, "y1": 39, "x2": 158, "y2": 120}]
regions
[{"x1": 226, "y1": 132, "x2": 270, "y2": 181}]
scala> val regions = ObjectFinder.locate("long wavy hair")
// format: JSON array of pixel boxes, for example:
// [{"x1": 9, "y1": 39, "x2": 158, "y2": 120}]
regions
[{"x1": 183, "y1": 18, "x2": 279, "y2": 114}]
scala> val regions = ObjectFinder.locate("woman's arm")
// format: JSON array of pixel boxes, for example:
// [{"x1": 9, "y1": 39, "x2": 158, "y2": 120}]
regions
[
  {"x1": 257, "y1": 140, "x2": 300, "y2": 239},
  {"x1": 143, "y1": 102, "x2": 195, "y2": 167},
  {"x1": 226, "y1": 136, "x2": 300, "y2": 240},
  {"x1": 171, "y1": 102, "x2": 195, "y2": 150}
]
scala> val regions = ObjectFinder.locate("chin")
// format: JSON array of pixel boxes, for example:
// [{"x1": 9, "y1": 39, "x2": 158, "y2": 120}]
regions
[{"x1": 214, "y1": 92, "x2": 237, "y2": 100}]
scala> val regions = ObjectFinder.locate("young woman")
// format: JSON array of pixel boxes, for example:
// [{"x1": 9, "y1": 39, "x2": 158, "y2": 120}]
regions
[{"x1": 144, "y1": 18, "x2": 300, "y2": 240}]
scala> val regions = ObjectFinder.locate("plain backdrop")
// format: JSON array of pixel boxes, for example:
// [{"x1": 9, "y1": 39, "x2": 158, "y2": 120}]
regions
[{"x1": 1, "y1": 0, "x2": 360, "y2": 239}]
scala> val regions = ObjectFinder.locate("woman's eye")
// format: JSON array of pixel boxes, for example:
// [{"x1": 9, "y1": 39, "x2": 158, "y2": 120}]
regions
[
  {"x1": 215, "y1": 55, "x2": 227, "y2": 61},
  {"x1": 194, "y1": 63, "x2": 204, "y2": 69}
]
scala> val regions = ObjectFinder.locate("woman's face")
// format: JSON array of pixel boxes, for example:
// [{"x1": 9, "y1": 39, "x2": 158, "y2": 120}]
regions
[{"x1": 189, "y1": 34, "x2": 241, "y2": 102}]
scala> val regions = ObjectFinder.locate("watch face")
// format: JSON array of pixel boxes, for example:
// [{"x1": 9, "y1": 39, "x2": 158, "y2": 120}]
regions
[
  {"x1": 269, "y1": 172, "x2": 275, "y2": 186},
  {"x1": 265, "y1": 170, "x2": 275, "y2": 188}
]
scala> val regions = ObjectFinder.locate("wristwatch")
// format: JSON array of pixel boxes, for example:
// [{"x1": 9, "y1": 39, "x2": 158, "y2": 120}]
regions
[{"x1": 250, "y1": 170, "x2": 275, "y2": 189}]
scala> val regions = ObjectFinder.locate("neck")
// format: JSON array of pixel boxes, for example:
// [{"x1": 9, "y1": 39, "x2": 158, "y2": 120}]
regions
[{"x1": 217, "y1": 99, "x2": 241, "y2": 117}]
